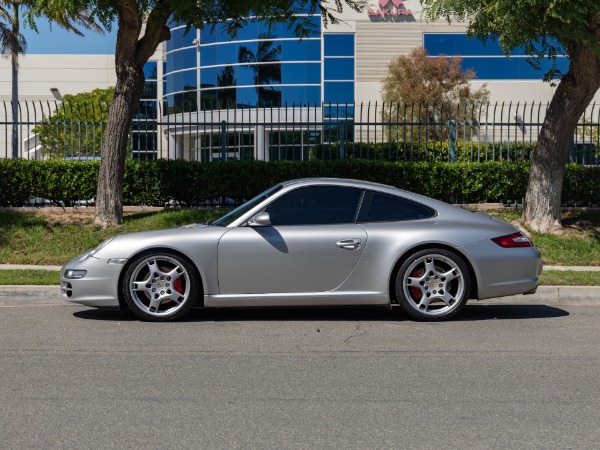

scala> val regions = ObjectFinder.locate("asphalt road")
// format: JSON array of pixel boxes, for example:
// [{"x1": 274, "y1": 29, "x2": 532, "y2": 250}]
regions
[{"x1": 1, "y1": 300, "x2": 599, "y2": 449}]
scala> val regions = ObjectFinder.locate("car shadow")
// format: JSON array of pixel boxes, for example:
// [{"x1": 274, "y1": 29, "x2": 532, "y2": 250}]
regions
[{"x1": 73, "y1": 303, "x2": 569, "y2": 322}]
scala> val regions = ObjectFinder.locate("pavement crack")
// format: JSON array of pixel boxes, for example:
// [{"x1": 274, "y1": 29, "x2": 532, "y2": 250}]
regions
[{"x1": 344, "y1": 323, "x2": 367, "y2": 344}]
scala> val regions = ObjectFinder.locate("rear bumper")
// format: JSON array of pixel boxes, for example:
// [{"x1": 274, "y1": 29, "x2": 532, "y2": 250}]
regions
[{"x1": 462, "y1": 241, "x2": 543, "y2": 300}]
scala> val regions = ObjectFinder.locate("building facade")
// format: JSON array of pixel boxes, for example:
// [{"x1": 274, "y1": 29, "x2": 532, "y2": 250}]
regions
[{"x1": 2, "y1": 1, "x2": 599, "y2": 160}]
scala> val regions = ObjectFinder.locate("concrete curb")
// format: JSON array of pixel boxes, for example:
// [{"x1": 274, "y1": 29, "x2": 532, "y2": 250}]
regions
[
  {"x1": 0, "y1": 285, "x2": 61, "y2": 296},
  {"x1": 0, "y1": 264, "x2": 62, "y2": 271},
  {"x1": 492, "y1": 286, "x2": 600, "y2": 305}
]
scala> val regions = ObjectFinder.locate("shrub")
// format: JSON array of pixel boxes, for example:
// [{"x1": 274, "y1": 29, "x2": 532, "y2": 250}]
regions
[{"x1": 1, "y1": 158, "x2": 598, "y2": 208}]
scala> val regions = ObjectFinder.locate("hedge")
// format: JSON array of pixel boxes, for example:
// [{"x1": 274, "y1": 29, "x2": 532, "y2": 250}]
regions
[
  {"x1": 311, "y1": 140, "x2": 536, "y2": 163},
  {"x1": 1, "y1": 158, "x2": 598, "y2": 207}
]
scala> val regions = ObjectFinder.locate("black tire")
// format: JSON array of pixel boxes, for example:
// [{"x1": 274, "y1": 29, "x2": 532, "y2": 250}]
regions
[
  {"x1": 395, "y1": 248, "x2": 471, "y2": 321},
  {"x1": 122, "y1": 251, "x2": 200, "y2": 321}
]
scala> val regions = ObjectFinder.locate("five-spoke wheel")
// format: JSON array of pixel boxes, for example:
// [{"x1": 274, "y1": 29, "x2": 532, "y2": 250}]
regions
[
  {"x1": 396, "y1": 249, "x2": 471, "y2": 321},
  {"x1": 123, "y1": 252, "x2": 199, "y2": 321}
]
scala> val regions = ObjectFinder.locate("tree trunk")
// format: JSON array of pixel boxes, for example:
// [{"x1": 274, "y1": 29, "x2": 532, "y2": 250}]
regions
[
  {"x1": 93, "y1": 0, "x2": 172, "y2": 227},
  {"x1": 94, "y1": 63, "x2": 145, "y2": 227},
  {"x1": 523, "y1": 44, "x2": 600, "y2": 233}
]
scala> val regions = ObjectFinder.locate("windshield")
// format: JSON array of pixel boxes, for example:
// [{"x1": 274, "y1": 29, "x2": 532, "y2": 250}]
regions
[{"x1": 211, "y1": 184, "x2": 283, "y2": 227}]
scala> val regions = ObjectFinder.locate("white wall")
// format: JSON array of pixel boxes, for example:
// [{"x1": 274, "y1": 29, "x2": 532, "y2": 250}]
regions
[{"x1": 0, "y1": 55, "x2": 117, "y2": 101}]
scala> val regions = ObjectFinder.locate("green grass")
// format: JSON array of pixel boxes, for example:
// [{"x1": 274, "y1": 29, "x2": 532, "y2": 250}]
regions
[
  {"x1": 0, "y1": 209, "x2": 224, "y2": 265},
  {"x1": 0, "y1": 269, "x2": 60, "y2": 286},
  {"x1": 539, "y1": 271, "x2": 600, "y2": 286}
]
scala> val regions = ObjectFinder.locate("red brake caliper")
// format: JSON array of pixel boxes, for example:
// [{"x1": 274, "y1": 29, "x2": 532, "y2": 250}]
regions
[
  {"x1": 174, "y1": 277, "x2": 183, "y2": 294},
  {"x1": 410, "y1": 268, "x2": 423, "y2": 300}
]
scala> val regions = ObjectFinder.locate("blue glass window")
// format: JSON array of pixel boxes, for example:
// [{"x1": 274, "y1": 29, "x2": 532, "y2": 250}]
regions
[
  {"x1": 199, "y1": 67, "x2": 217, "y2": 88},
  {"x1": 168, "y1": 27, "x2": 195, "y2": 52},
  {"x1": 324, "y1": 34, "x2": 354, "y2": 57},
  {"x1": 217, "y1": 43, "x2": 245, "y2": 65},
  {"x1": 202, "y1": 66, "x2": 252, "y2": 87},
  {"x1": 280, "y1": 86, "x2": 320, "y2": 105},
  {"x1": 423, "y1": 33, "x2": 565, "y2": 57},
  {"x1": 281, "y1": 63, "x2": 321, "y2": 84},
  {"x1": 257, "y1": 64, "x2": 282, "y2": 85},
  {"x1": 324, "y1": 58, "x2": 354, "y2": 80},
  {"x1": 277, "y1": 16, "x2": 321, "y2": 38},
  {"x1": 166, "y1": 48, "x2": 196, "y2": 73},
  {"x1": 142, "y1": 81, "x2": 157, "y2": 99},
  {"x1": 165, "y1": 69, "x2": 197, "y2": 93},
  {"x1": 423, "y1": 33, "x2": 568, "y2": 80},
  {"x1": 281, "y1": 39, "x2": 321, "y2": 61},
  {"x1": 459, "y1": 56, "x2": 569, "y2": 80},
  {"x1": 200, "y1": 17, "x2": 321, "y2": 44},
  {"x1": 164, "y1": 91, "x2": 197, "y2": 111},
  {"x1": 220, "y1": 86, "x2": 320, "y2": 108},
  {"x1": 201, "y1": 40, "x2": 319, "y2": 68},
  {"x1": 200, "y1": 45, "x2": 217, "y2": 66},
  {"x1": 143, "y1": 62, "x2": 158, "y2": 79},
  {"x1": 324, "y1": 81, "x2": 354, "y2": 103}
]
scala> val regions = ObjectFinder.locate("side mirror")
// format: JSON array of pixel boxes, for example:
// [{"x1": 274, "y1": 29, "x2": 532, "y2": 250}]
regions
[{"x1": 247, "y1": 212, "x2": 271, "y2": 227}]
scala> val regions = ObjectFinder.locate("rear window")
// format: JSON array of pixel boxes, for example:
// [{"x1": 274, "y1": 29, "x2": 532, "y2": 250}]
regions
[{"x1": 358, "y1": 191, "x2": 436, "y2": 222}]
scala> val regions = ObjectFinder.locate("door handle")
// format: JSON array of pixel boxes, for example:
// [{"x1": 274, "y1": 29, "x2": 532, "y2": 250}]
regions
[{"x1": 336, "y1": 239, "x2": 362, "y2": 250}]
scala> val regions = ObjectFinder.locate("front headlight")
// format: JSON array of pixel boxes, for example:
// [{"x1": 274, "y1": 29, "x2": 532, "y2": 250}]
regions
[{"x1": 64, "y1": 269, "x2": 87, "y2": 279}]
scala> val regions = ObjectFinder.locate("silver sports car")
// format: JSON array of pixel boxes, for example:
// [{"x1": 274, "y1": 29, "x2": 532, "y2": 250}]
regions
[{"x1": 61, "y1": 178, "x2": 543, "y2": 321}]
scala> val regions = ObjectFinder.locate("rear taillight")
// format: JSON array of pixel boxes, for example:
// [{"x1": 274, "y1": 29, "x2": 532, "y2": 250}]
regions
[{"x1": 492, "y1": 232, "x2": 532, "y2": 248}]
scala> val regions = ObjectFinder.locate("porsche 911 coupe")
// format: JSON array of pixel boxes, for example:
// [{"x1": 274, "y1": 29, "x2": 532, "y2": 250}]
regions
[{"x1": 61, "y1": 178, "x2": 543, "y2": 321}]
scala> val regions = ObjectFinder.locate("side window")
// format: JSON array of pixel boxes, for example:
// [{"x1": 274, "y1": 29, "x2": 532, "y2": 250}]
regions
[
  {"x1": 265, "y1": 186, "x2": 362, "y2": 226},
  {"x1": 359, "y1": 191, "x2": 436, "y2": 222}
]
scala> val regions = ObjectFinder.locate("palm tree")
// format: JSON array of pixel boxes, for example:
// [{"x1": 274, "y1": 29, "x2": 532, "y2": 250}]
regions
[
  {"x1": 238, "y1": 33, "x2": 282, "y2": 107},
  {"x1": 0, "y1": 0, "x2": 102, "y2": 158}
]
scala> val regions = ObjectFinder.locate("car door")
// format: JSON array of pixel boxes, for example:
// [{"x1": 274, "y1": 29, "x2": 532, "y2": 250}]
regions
[{"x1": 217, "y1": 185, "x2": 367, "y2": 295}]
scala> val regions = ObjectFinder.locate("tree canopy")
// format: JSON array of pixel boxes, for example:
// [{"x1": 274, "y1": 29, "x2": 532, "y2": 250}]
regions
[
  {"x1": 422, "y1": 0, "x2": 600, "y2": 233},
  {"x1": 381, "y1": 46, "x2": 489, "y2": 144},
  {"x1": 26, "y1": 0, "x2": 365, "y2": 227},
  {"x1": 33, "y1": 88, "x2": 115, "y2": 159},
  {"x1": 381, "y1": 46, "x2": 489, "y2": 106}
]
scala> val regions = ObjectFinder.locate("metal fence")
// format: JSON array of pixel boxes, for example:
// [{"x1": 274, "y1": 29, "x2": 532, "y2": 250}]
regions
[{"x1": 2, "y1": 100, "x2": 599, "y2": 165}]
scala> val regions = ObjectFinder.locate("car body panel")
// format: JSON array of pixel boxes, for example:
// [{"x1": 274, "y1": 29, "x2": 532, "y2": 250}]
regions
[
  {"x1": 217, "y1": 224, "x2": 367, "y2": 295},
  {"x1": 60, "y1": 178, "x2": 543, "y2": 313}
]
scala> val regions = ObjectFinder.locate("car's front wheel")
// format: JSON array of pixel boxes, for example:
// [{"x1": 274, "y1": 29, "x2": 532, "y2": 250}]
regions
[
  {"x1": 122, "y1": 251, "x2": 200, "y2": 321},
  {"x1": 395, "y1": 248, "x2": 471, "y2": 321}
]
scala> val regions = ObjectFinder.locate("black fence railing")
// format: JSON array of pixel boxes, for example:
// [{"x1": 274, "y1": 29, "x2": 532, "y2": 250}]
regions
[{"x1": 2, "y1": 101, "x2": 599, "y2": 165}]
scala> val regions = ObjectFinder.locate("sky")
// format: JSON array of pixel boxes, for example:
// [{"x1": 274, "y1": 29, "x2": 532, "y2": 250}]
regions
[{"x1": 21, "y1": 19, "x2": 117, "y2": 54}]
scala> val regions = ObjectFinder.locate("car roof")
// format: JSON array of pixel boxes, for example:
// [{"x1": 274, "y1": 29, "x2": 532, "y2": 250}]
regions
[{"x1": 282, "y1": 177, "x2": 399, "y2": 191}]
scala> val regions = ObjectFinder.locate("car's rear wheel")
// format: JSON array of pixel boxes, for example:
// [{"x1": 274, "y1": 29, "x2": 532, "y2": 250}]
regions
[
  {"x1": 395, "y1": 249, "x2": 470, "y2": 321},
  {"x1": 123, "y1": 251, "x2": 200, "y2": 321}
]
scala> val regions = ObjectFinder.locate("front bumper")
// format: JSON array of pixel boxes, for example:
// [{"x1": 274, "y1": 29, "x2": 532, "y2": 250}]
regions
[{"x1": 61, "y1": 254, "x2": 124, "y2": 307}]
